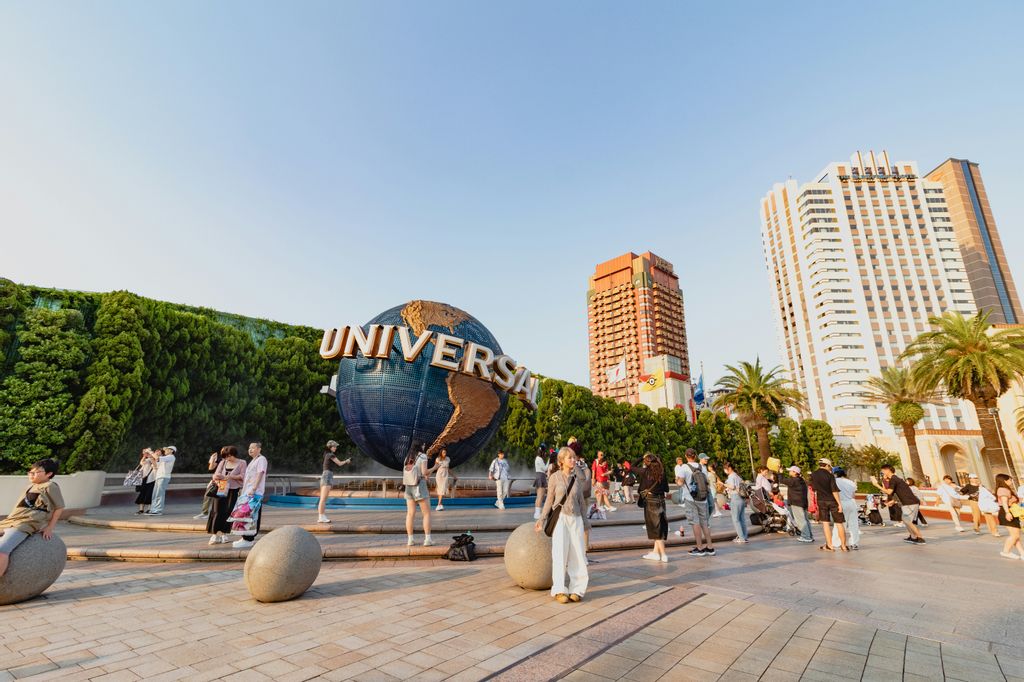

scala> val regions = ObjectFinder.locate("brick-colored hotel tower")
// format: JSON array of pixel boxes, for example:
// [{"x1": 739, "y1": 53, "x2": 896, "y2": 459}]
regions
[
  {"x1": 926, "y1": 159, "x2": 1023, "y2": 324},
  {"x1": 587, "y1": 251, "x2": 689, "y2": 404}
]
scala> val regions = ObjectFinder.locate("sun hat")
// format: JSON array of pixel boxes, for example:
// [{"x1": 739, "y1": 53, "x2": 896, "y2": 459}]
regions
[
  {"x1": 326, "y1": 440, "x2": 340, "y2": 448},
  {"x1": 788, "y1": 465, "x2": 801, "y2": 474},
  {"x1": 817, "y1": 458, "x2": 832, "y2": 467},
  {"x1": 165, "y1": 445, "x2": 177, "y2": 454}
]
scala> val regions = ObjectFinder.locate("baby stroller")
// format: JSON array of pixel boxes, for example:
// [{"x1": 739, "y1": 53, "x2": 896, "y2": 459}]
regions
[
  {"x1": 861, "y1": 494, "x2": 885, "y2": 526},
  {"x1": 748, "y1": 487, "x2": 788, "y2": 533}
]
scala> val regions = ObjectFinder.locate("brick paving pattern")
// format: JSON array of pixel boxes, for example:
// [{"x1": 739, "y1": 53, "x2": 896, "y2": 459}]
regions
[{"x1": 1, "y1": 506, "x2": 1022, "y2": 681}]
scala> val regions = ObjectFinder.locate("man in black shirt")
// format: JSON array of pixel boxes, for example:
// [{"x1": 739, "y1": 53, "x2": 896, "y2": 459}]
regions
[
  {"x1": 872, "y1": 465, "x2": 925, "y2": 544},
  {"x1": 809, "y1": 458, "x2": 847, "y2": 551},
  {"x1": 959, "y1": 473, "x2": 985, "y2": 535},
  {"x1": 783, "y1": 466, "x2": 813, "y2": 543}
]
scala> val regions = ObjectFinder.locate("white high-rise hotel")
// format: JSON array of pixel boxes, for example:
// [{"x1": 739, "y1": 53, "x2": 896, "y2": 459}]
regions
[{"x1": 761, "y1": 151, "x2": 993, "y2": 479}]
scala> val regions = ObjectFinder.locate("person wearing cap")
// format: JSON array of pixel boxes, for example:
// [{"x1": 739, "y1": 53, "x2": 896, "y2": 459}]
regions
[
  {"x1": 146, "y1": 446, "x2": 177, "y2": 515},
  {"x1": 699, "y1": 454, "x2": 719, "y2": 518},
  {"x1": 783, "y1": 465, "x2": 813, "y2": 543},
  {"x1": 810, "y1": 458, "x2": 847, "y2": 551},
  {"x1": 317, "y1": 440, "x2": 351, "y2": 524},
  {"x1": 958, "y1": 474, "x2": 985, "y2": 534},
  {"x1": 936, "y1": 475, "x2": 967, "y2": 533},
  {"x1": 872, "y1": 465, "x2": 925, "y2": 545}
]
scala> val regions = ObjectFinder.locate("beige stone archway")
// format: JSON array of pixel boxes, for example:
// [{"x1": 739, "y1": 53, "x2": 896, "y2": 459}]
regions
[{"x1": 938, "y1": 443, "x2": 972, "y2": 485}]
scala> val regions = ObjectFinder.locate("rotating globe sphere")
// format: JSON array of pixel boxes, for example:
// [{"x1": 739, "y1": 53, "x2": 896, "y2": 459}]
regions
[{"x1": 335, "y1": 301, "x2": 509, "y2": 470}]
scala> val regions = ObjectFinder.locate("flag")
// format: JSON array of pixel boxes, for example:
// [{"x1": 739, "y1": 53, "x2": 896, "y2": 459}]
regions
[
  {"x1": 640, "y1": 369, "x2": 664, "y2": 392},
  {"x1": 693, "y1": 373, "x2": 705, "y2": 407},
  {"x1": 605, "y1": 358, "x2": 626, "y2": 384}
]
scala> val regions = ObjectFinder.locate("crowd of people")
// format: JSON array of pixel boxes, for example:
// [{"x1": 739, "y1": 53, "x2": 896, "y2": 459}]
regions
[{"x1": 118, "y1": 435, "x2": 1024, "y2": 573}]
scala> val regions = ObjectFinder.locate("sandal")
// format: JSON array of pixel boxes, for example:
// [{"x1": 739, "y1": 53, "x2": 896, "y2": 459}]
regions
[
  {"x1": 840, "y1": 546, "x2": 850, "y2": 552},
  {"x1": 818, "y1": 545, "x2": 834, "y2": 552}
]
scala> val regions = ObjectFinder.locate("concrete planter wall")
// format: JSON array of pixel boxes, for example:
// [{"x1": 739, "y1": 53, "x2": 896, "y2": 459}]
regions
[{"x1": 0, "y1": 470, "x2": 106, "y2": 517}]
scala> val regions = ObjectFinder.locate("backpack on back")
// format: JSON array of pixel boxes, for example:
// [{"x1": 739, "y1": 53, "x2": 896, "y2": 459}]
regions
[
  {"x1": 402, "y1": 457, "x2": 421, "y2": 486},
  {"x1": 688, "y1": 464, "x2": 709, "y2": 502}
]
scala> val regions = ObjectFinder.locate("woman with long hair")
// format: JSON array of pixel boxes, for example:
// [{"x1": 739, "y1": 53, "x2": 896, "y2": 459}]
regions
[
  {"x1": 134, "y1": 448, "x2": 156, "y2": 514},
  {"x1": 994, "y1": 473, "x2": 1023, "y2": 560},
  {"x1": 535, "y1": 446, "x2": 588, "y2": 603},
  {"x1": 207, "y1": 445, "x2": 246, "y2": 544},
  {"x1": 434, "y1": 449, "x2": 451, "y2": 511},
  {"x1": 638, "y1": 453, "x2": 670, "y2": 562},
  {"x1": 403, "y1": 443, "x2": 433, "y2": 546}
]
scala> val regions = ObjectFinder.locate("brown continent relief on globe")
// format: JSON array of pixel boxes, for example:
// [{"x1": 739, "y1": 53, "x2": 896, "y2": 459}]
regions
[{"x1": 400, "y1": 300, "x2": 501, "y2": 455}]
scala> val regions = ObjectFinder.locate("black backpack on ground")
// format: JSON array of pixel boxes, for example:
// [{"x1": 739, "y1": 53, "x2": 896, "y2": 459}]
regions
[{"x1": 443, "y1": 533, "x2": 476, "y2": 561}]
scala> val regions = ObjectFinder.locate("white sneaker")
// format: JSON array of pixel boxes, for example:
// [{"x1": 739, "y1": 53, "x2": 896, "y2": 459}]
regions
[
  {"x1": 193, "y1": 513, "x2": 208, "y2": 520},
  {"x1": 232, "y1": 539, "x2": 254, "y2": 549},
  {"x1": 1000, "y1": 551, "x2": 1018, "y2": 560},
  {"x1": 497, "y1": 503, "x2": 505, "y2": 510},
  {"x1": 533, "y1": 509, "x2": 541, "y2": 520},
  {"x1": 642, "y1": 552, "x2": 662, "y2": 562},
  {"x1": 435, "y1": 505, "x2": 444, "y2": 511},
  {"x1": 317, "y1": 515, "x2": 331, "y2": 523},
  {"x1": 660, "y1": 554, "x2": 668, "y2": 563},
  {"x1": 956, "y1": 528, "x2": 965, "y2": 533},
  {"x1": 208, "y1": 535, "x2": 218, "y2": 545},
  {"x1": 407, "y1": 536, "x2": 415, "y2": 546},
  {"x1": 674, "y1": 529, "x2": 685, "y2": 537},
  {"x1": 423, "y1": 537, "x2": 435, "y2": 547},
  {"x1": 218, "y1": 535, "x2": 231, "y2": 544},
  {"x1": 605, "y1": 506, "x2": 617, "y2": 512},
  {"x1": 712, "y1": 512, "x2": 723, "y2": 518}
]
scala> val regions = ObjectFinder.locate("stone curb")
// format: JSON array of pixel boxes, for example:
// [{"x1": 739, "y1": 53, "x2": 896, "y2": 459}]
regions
[
  {"x1": 64, "y1": 527, "x2": 758, "y2": 563},
  {"x1": 66, "y1": 511, "x2": 689, "y2": 535}
]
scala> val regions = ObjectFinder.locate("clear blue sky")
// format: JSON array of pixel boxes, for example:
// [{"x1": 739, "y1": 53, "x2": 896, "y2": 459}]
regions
[{"x1": 2, "y1": 2, "x2": 1023, "y2": 387}]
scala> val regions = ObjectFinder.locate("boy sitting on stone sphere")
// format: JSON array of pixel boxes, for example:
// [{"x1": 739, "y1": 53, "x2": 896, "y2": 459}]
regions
[{"x1": 0, "y1": 458, "x2": 65, "y2": 577}]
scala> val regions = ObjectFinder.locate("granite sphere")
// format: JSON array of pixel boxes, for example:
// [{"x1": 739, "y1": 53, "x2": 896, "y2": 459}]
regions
[
  {"x1": 0, "y1": 533, "x2": 66, "y2": 605},
  {"x1": 504, "y1": 522, "x2": 552, "y2": 590},
  {"x1": 243, "y1": 526, "x2": 322, "y2": 603}
]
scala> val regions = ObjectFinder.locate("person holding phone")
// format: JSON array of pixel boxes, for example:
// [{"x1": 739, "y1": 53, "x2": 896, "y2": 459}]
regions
[{"x1": 317, "y1": 440, "x2": 351, "y2": 524}]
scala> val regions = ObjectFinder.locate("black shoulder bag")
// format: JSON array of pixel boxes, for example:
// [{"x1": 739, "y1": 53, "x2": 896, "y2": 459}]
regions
[{"x1": 543, "y1": 474, "x2": 576, "y2": 537}]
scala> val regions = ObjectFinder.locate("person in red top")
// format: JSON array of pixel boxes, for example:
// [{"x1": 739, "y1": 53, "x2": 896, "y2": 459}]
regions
[{"x1": 591, "y1": 451, "x2": 616, "y2": 512}]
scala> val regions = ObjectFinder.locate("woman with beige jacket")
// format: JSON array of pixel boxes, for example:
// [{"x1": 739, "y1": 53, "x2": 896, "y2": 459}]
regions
[{"x1": 535, "y1": 447, "x2": 588, "y2": 603}]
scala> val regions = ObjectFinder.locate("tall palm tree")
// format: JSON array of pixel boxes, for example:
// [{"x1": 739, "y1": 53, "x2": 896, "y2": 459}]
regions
[
  {"x1": 714, "y1": 359, "x2": 805, "y2": 467},
  {"x1": 903, "y1": 310, "x2": 1024, "y2": 479},
  {"x1": 863, "y1": 366, "x2": 940, "y2": 482}
]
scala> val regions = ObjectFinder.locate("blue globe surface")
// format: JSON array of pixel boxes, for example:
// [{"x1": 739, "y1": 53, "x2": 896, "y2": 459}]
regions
[{"x1": 335, "y1": 301, "x2": 509, "y2": 470}]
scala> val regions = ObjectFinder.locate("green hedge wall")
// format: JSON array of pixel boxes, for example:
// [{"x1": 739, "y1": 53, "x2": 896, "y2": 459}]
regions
[{"x1": 0, "y1": 278, "x2": 840, "y2": 478}]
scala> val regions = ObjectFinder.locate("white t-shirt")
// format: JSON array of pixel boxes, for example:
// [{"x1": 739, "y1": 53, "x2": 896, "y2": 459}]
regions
[
  {"x1": 535, "y1": 456, "x2": 547, "y2": 473},
  {"x1": 156, "y1": 454, "x2": 175, "y2": 479},
  {"x1": 726, "y1": 472, "x2": 744, "y2": 496},
  {"x1": 244, "y1": 455, "x2": 268, "y2": 496},
  {"x1": 937, "y1": 482, "x2": 963, "y2": 505},
  {"x1": 836, "y1": 477, "x2": 856, "y2": 502},
  {"x1": 678, "y1": 464, "x2": 694, "y2": 501}
]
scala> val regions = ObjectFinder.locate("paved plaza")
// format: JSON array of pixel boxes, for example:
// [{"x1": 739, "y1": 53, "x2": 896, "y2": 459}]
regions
[{"x1": 1, "y1": 505, "x2": 1023, "y2": 681}]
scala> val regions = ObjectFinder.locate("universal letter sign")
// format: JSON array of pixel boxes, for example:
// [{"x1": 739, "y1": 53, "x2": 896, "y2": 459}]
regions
[{"x1": 319, "y1": 325, "x2": 540, "y2": 409}]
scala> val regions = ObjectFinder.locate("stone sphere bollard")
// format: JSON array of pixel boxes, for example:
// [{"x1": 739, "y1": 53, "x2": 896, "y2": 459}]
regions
[
  {"x1": 504, "y1": 522, "x2": 552, "y2": 590},
  {"x1": 243, "y1": 526, "x2": 322, "y2": 603},
  {"x1": 0, "y1": 533, "x2": 67, "y2": 606}
]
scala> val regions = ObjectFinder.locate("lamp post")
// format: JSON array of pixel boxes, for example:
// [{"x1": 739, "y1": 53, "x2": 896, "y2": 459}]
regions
[{"x1": 742, "y1": 424, "x2": 756, "y2": 477}]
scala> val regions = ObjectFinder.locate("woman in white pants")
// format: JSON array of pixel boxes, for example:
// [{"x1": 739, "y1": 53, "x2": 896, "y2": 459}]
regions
[
  {"x1": 831, "y1": 468, "x2": 861, "y2": 549},
  {"x1": 936, "y1": 475, "x2": 966, "y2": 532},
  {"x1": 535, "y1": 447, "x2": 588, "y2": 604}
]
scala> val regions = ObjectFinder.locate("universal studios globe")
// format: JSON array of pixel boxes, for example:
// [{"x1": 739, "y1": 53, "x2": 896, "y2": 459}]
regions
[{"x1": 334, "y1": 301, "x2": 510, "y2": 470}]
